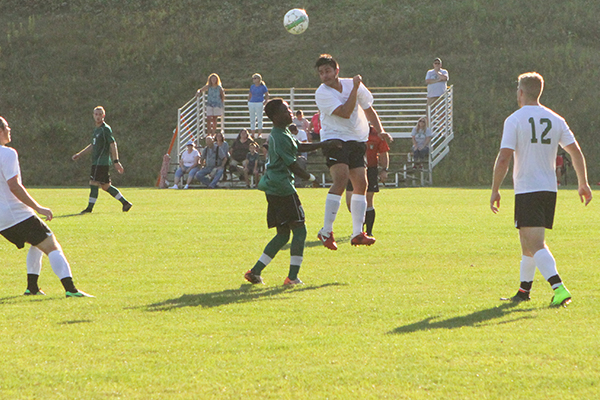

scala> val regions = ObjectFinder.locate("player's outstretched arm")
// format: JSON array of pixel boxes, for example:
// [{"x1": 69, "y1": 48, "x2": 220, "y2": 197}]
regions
[
  {"x1": 364, "y1": 107, "x2": 393, "y2": 142},
  {"x1": 7, "y1": 176, "x2": 53, "y2": 221},
  {"x1": 72, "y1": 144, "x2": 92, "y2": 161},
  {"x1": 564, "y1": 141, "x2": 592, "y2": 205},
  {"x1": 297, "y1": 139, "x2": 342, "y2": 154},
  {"x1": 490, "y1": 148, "x2": 513, "y2": 213},
  {"x1": 287, "y1": 161, "x2": 313, "y2": 182}
]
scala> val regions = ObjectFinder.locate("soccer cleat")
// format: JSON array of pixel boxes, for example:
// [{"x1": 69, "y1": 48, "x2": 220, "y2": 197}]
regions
[
  {"x1": 500, "y1": 292, "x2": 530, "y2": 303},
  {"x1": 283, "y1": 277, "x2": 304, "y2": 286},
  {"x1": 66, "y1": 290, "x2": 95, "y2": 298},
  {"x1": 317, "y1": 230, "x2": 338, "y2": 250},
  {"x1": 122, "y1": 202, "x2": 133, "y2": 212},
  {"x1": 80, "y1": 209, "x2": 92, "y2": 214},
  {"x1": 350, "y1": 232, "x2": 376, "y2": 246},
  {"x1": 23, "y1": 289, "x2": 46, "y2": 296},
  {"x1": 244, "y1": 270, "x2": 264, "y2": 285},
  {"x1": 550, "y1": 285, "x2": 572, "y2": 307}
]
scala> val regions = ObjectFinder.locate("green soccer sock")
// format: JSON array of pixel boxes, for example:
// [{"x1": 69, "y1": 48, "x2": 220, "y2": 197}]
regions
[
  {"x1": 86, "y1": 185, "x2": 99, "y2": 211},
  {"x1": 251, "y1": 227, "x2": 290, "y2": 275},
  {"x1": 107, "y1": 185, "x2": 128, "y2": 205},
  {"x1": 288, "y1": 225, "x2": 307, "y2": 280}
]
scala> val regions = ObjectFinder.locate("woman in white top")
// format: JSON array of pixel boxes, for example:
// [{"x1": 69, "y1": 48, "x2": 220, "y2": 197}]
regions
[
  {"x1": 170, "y1": 141, "x2": 200, "y2": 189},
  {"x1": 411, "y1": 117, "x2": 433, "y2": 163}
]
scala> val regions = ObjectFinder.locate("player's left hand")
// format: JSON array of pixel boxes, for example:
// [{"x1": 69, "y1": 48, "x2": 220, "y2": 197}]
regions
[
  {"x1": 115, "y1": 162, "x2": 124, "y2": 174},
  {"x1": 379, "y1": 171, "x2": 388, "y2": 182},
  {"x1": 380, "y1": 132, "x2": 393, "y2": 143},
  {"x1": 37, "y1": 207, "x2": 53, "y2": 221},
  {"x1": 490, "y1": 191, "x2": 501, "y2": 213}
]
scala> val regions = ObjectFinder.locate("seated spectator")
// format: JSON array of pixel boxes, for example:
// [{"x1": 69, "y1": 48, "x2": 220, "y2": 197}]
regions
[
  {"x1": 308, "y1": 111, "x2": 321, "y2": 141},
  {"x1": 289, "y1": 124, "x2": 309, "y2": 160},
  {"x1": 411, "y1": 117, "x2": 433, "y2": 166},
  {"x1": 243, "y1": 142, "x2": 261, "y2": 188},
  {"x1": 194, "y1": 136, "x2": 228, "y2": 189},
  {"x1": 170, "y1": 140, "x2": 200, "y2": 189},
  {"x1": 229, "y1": 128, "x2": 255, "y2": 180},
  {"x1": 214, "y1": 130, "x2": 230, "y2": 182},
  {"x1": 292, "y1": 110, "x2": 311, "y2": 142}
]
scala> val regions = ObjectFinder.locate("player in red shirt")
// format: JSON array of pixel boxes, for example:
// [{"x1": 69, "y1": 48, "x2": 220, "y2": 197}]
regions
[{"x1": 346, "y1": 125, "x2": 390, "y2": 236}]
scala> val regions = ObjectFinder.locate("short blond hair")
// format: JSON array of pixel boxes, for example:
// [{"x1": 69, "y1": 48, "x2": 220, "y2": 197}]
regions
[{"x1": 518, "y1": 72, "x2": 544, "y2": 101}]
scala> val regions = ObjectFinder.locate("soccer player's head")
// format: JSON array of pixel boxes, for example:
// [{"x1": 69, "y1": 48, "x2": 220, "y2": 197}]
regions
[
  {"x1": 315, "y1": 54, "x2": 339, "y2": 86},
  {"x1": 517, "y1": 72, "x2": 544, "y2": 103},
  {"x1": 93, "y1": 106, "x2": 106, "y2": 124},
  {"x1": 264, "y1": 98, "x2": 293, "y2": 127},
  {"x1": 0, "y1": 116, "x2": 10, "y2": 145}
]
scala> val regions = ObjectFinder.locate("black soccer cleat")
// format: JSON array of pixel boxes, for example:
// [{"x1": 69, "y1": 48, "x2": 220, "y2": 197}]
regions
[
  {"x1": 500, "y1": 292, "x2": 531, "y2": 303},
  {"x1": 122, "y1": 202, "x2": 133, "y2": 212}
]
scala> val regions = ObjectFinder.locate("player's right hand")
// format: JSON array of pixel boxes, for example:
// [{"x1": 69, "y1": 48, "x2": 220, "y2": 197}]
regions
[
  {"x1": 37, "y1": 207, "x2": 53, "y2": 221},
  {"x1": 353, "y1": 75, "x2": 362, "y2": 87},
  {"x1": 579, "y1": 184, "x2": 592, "y2": 206},
  {"x1": 72, "y1": 154, "x2": 79, "y2": 161}
]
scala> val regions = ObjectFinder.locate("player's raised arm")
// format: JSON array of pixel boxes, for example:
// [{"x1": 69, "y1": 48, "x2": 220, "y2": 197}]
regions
[
  {"x1": 563, "y1": 141, "x2": 592, "y2": 205},
  {"x1": 72, "y1": 144, "x2": 91, "y2": 161}
]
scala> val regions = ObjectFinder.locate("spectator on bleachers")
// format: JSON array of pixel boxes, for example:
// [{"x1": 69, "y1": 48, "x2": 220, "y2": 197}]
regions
[
  {"x1": 195, "y1": 136, "x2": 228, "y2": 189},
  {"x1": 411, "y1": 117, "x2": 433, "y2": 166},
  {"x1": 229, "y1": 128, "x2": 254, "y2": 180},
  {"x1": 243, "y1": 142, "x2": 261, "y2": 188},
  {"x1": 425, "y1": 58, "x2": 449, "y2": 106},
  {"x1": 248, "y1": 73, "x2": 269, "y2": 139},
  {"x1": 293, "y1": 110, "x2": 311, "y2": 142},
  {"x1": 196, "y1": 73, "x2": 225, "y2": 136},
  {"x1": 170, "y1": 140, "x2": 200, "y2": 190},
  {"x1": 308, "y1": 111, "x2": 321, "y2": 142}
]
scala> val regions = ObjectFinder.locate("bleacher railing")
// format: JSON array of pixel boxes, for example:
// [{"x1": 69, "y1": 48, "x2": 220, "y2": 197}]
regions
[{"x1": 174, "y1": 86, "x2": 453, "y2": 185}]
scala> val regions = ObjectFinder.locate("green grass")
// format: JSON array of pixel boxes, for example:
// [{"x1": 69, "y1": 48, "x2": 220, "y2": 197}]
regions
[{"x1": 1, "y1": 187, "x2": 599, "y2": 399}]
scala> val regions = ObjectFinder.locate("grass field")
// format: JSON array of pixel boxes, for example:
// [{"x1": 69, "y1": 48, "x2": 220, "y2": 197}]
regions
[{"x1": 1, "y1": 187, "x2": 598, "y2": 399}]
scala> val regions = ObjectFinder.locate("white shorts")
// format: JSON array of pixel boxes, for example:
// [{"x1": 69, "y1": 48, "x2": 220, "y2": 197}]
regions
[{"x1": 206, "y1": 106, "x2": 223, "y2": 117}]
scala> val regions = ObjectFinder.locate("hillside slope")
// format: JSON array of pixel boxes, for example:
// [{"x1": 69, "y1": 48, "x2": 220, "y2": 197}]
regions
[{"x1": 1, "y1": 0, "x2": 598, "y2": 186}]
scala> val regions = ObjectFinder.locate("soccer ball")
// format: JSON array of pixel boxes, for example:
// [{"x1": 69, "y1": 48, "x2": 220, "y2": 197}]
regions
[{"x1": 283, "y1": 9, "x2": 309, "y2": 35}]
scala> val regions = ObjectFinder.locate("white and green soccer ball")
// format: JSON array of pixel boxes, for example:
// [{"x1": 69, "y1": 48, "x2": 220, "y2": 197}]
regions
[{"x1": 283, "y1": 8, "x2": 309, "y2": 35}]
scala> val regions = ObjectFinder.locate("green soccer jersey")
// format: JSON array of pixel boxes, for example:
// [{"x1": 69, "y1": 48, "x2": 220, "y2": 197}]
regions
[
  {"x1": 91, "y1": 122, "x2": 115, "y2": 166},
  {"x1": 257, "y1": 126, "x2": 299, "y2": 196}
]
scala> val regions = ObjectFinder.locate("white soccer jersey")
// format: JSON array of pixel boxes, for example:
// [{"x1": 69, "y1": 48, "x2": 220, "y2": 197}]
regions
[
  {"x1": 0, "y1": 146, "x2": 36, "y2": 231},
  {"x1": 315, "y1": 78, "x2": 373, "y2": 142},
  {"x1": 500, "y1": 105, "x2": 575, "y2": 194}
]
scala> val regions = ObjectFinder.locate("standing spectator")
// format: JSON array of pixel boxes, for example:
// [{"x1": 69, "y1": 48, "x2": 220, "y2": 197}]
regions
[
  {"x1": 170, "y1": 141, "x2": 200, "y2": 189},
  {"x1": 244, "y1": 98, "x2": 337, "y2": 286},
  {"x1": 247, "y1": 73, "x2": 269, "y2": 139},
  {"x1": 243, "y1": 142, "x2": 261, "y2": 188},
  {"x1": 196, "y1": 73, "x2": 225, "y2": 137},
  {"x1": 0, "y1": 116, "x2": 92, "y2": 297},
  {"x1": 314, "y1": 54, "x2": 391, "y2": 250},
  {"x1": 411, "y1": 117, "x2": 434, "y2": 166},
  {"x1": 308, "y1": 111, "x2": 321, "y2": 141},
  {"x1": 72, "y1": 106, "x2": 132, "y2": 214},
  {"x1": 345, "y1": 125, "x2": 390, "y2": 236},
  {"x1": 229, "y1": 129, "x2": 255, "y2": 180},
  {"x1": 491, "y1": 72, "x2": 592, "y2": 307},
  {"x1": 195, "y1": 136, "x2": 228, "y2": 189},
  {"x1": 425, "y1": 58, "x2": 449, "y2": 106},
  {"x1": 293, "y1": 110, "x2": 311, "y2": 142}
]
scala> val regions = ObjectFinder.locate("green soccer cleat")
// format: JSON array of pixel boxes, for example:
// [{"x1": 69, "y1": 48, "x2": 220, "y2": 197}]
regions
[
  {"x1": 23, "y1": 289, "x2": 46, "y2": 296},
  {"x1": 66, "y1": 290, "x2": 95, "y2": 298},
  {"x1": 550, "y1": 285, "x2": 571, "y2": 307}
]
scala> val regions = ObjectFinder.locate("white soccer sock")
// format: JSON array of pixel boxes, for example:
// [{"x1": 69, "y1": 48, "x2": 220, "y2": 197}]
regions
[
  {"x1": 27, "y1": 246, "x2": 44, "y2": 275},
  {"x1": 290, "y1": 255, "x2": 303, "y2": 267},
  {"x1": 350, "y1": 194, "x2": 367, "y2": 237},
  {"x1": 533, "y1": 248, "x2": 558, "y2": 281},
  {"x1": 47, "y1": 250, "x2": 73, "y2": 280},
  {"x1": 323, "y1": 193, "x2": 342, "y2": 234},
  {"x1": 520, "y1": 255, "x2": 536, "y2": 282}
]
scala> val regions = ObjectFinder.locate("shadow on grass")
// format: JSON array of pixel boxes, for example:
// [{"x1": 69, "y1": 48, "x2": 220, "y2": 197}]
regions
[
  {"x1": 390, "y1": 303, "x2": 536, "y2": 334},
  {"x1": 0, "y1": 295, "x2": 59, "y2": 304},
  {"x1": 281, "y1": 236, "x2": 353, "y2": 250},
  {"x1": 54, "y1": 213, "x2": 86, "y2": 219},
  {"x1": 142, "y1": 282, "x2": 346, "y2": 312},
  {"x1": 58, "y1": 319, "x2": 94, "y2": 325}
]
